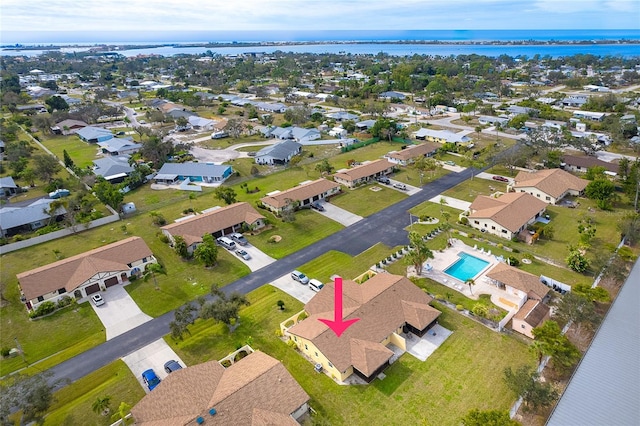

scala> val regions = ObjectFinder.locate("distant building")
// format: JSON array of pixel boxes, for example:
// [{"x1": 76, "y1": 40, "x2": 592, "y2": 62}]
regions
[
  {"x1": 154, "y1": 162, "x2": 233, "y2": 185},
  {"x1": 510, "y1": 169, "x2": 588, "y2": 204},
  {"x1": 255, "y1": 141, "x2": 302, "y2": 165},
  {"x1": 333, "y1": 159, "x2": 394, "y2": 188},
  {"x1": 260, "y1": 179, "x2": 341, "y2": 213},
  {"x1": 414, "y1": 128, "x2": 471, "y2": 145},
  {"x1": 384, "y1": 142, "x2": 439, "y2": 166},
  {"x1": 77, "y1": 126, "x2": 113, "y2": 143}
]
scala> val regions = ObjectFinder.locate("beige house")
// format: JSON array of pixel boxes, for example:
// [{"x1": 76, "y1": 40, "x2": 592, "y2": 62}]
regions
[
  {"x1": 384, "y1": 142, "x2": 439, "y2": 166},
  {"x1": 333, "y1": 159, "x2": 395, "y2": 188},
  {"x1": 161, "y1": 202, "x2": 265, "y2": 253},
  {"x1": 485, "y1": 262, "x2": 550, "y2": 307},
  {"x1": 283, "y1": 273, "x2": 440, "y2": 383},
  {"x1": 260, "y1": 179, "x2": 341, "y2": 213},
  {"x1": 17, "y1": 237, "x2": 156, "y2": 311},
  {"x1": 131, "y1": 351, "x2": 310, "y2": 425},
  {"x1": 510, "y1": 168, "x2": 588, "y2": 204},
  {"x1": 467, "y1": 192, "x2": 548, "y2": 240},
  {"x1": 512, "y1": 299, "x2": 551, "y2": 338}
]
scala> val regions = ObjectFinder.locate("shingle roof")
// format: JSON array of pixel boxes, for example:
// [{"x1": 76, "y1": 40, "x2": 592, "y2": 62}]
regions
[
  {"x1": 161, "y1": 202, "x2": 264, "y2": 246},
  {"x1": 414, "y1": 128, "x2": 471, "y2": 144},
  {"x1": 17, "y1": 237, "x2": 152, "y2": 300},
  {"x1": 97, "y1": 138, "x2": 142, "y2": 153},
  {"x1": 562, "y1": 155, "x2": 618, "y2": 173},
  {"x1": 156, "y1": 162, "x2": 231, "y2": 179},
  {"x1": 76, "y1": 126, "x2": 113, "y2": 141},
  {"x1": 0, "y1": 198, "x2": 66, "y2": 233},
  {"x1": 333, "y1": 159, "x2": 394, "y2": 183},
  {"x1": 386, "y1": 143, "x2": 439, "y2": 162},
  {"x1": 131, "y1": 351, "x2": 309, "y2": 426},
  {"x1": 513, "y1": 168, "x2": 588, "y2": 199},
  {"x1": 55, "y1": 119, "x2": 88, "y2": 129},
  {"x1": 468, "y1": 192, "x2": 548, "y2": 233},
  {"x1": 93, "y1": 156, "x2": 134, "y2": 178},
  {"x1": 0, "y1": 176, "x2": 17, "y2": 189},
  {"x1": 513, "y1": 299, "x2": 549, "y2": 327},
  {"x1": 256, "y1": 140, "x2": 301, "y2": 161},
  {"x1": 288, "y1": 274, "x2": 440, "y2": 375},
  {"x1": 260, "y1": 179, "x2": 340, "y2": 209},
  {"x1": 485, "y1": 262, "x2": 549, "y2": 299}
]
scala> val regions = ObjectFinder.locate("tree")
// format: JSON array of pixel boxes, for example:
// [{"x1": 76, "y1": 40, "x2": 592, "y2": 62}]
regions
[
  {"x1": 92, "y1": 395, "x2": 112, "y2": 416},
  {"x1": 532, "y1": 320, "x2": 581, "y2": 372},
  {"x1": 553, "y1": 292, "x2": 598, "y2": 328},
  {"x1": 63, "y1": 149, "x2": 75, "y2": 169},
  {"x1": 194, "y1": 234, "x2": 218, "y2": 267},
  {"x1": 280, "y1": 198, "x2": 298, "y2": 223},
  {"x1": 214, "y1": 186, "x2": 237, "y2": 205},
  {"x1": 111, "y1": 401, "x2": 132, "y2": 425},
  {"x1": 169, "y1": 303, "x2": 197, "y2": 340},
  {"x1": 461, "y1": 409, "x2": 520, "y2": 426},
  {"x1": 566, "y1": 249, "x2": 589, "y2": 273},
  {"x1": 173, "y1": 235, "x2": 190, "y2": 259},
  {"x1": 585, "y1": 178, "x2": 616, "y2": 210},
  {"x1": 33, "y1": 153, "x2": 61, "y2": 183},
  {"x1": 0, "y1": 372, "x2": 60, "y2": 425},
  {"x1": 466, "y1": 278, "x2": 476, "y2": 295},
  {"x1": 277, "y1": 300, "x2": 285, "y2": 310},
  {"x1": 404, "y1": 231, "x2": 434, "y2": 275},
  {"x1": 315, "y1": 159, "x2": 334, "y2": 175},
  {"x1": 199, "y1": 284, "x2": 250, "y2": 332},
  {"x1": 45, "y1": 95, "x2": 69, "y2": 112},
  {"x1": 503, "y1": 365, "x2": 558, "y2": 413},
  {"x1": 572, "y1": 283, "x2": 610, "y2": 303},
  {"x1": 226, "y1": 118, "x2": 245, "y2": 139},
  {"x1": 140, "y1": 135, "x2": 173, "y2": 168},
  {"x1": 93, "y1": 179, "x2": 124, "y2": 209}
]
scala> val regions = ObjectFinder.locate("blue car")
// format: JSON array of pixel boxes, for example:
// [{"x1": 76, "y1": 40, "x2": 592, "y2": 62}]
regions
[{"x1": 142, "y1": 369, "x2": 161, "y2": 391}]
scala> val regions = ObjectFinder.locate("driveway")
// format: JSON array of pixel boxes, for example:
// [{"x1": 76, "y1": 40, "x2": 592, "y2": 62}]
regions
[
  {"x1": 91, "y1": 286, "x2": 152, "y2": 340},
  {"x1": 388, "y1": 178, "x2": 422, "y2": 196},
  {"x1": 269, "y1": 275, "x2": 317, "y2": 304},
  {"x1": 314, "y1": 200, "x2": 363, "y2": 226},
  {"x1": 225, "y1": 244, "x2": 276, "y2": 272},
  {"x1": 428, "y1": 195, "x2": 471, "y2": 211},
  {"x1": 121, "y1": 339, "x2": 186, "y2": 392}
]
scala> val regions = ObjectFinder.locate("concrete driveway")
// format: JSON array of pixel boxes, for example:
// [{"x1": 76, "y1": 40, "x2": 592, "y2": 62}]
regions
[
  {"x1": 91, "y1": 286, "x2": 152, "y2": 340},
  {"x1": 388, "y1": 178, "x2": 422, "y2": 196},
  {"x1": 428, "y1": 195, "x2": 471, "y2": 211},
  {"x1": 269, "y1": 275, "x2": 317, "y2": 304},
  {"x1": 122, "y1": 339, "x2": 186, "y2": 393},
  {"x1": 227, "y1": 244, "x2": 276, "y2": 272},
  {"x1": 314, "y1": 200, "x2": 363, "y2": 226}
]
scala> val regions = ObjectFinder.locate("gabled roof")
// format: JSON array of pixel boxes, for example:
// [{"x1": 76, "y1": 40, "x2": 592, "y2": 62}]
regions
[
  {"x1": 288, "y1": 274, "x2": 440, "y2": 374},
  {"x1": 97, "y1": 138, "x2": 142, "y2": 153},
  {"x1": 0, "y1": 198, "x2": 66, "y2": 234},
  {"x1": 562, "y1": 155, "x2": 618, "y2": 173},
  {"x1": 468, "y1": 192, "x2": 547, "y2": 233},
  {"x1": 385, "y1": 143, "x2": 439, "y2": 162},
  {"x1": 325, "y1": 111, "x2": 359, "y2": 121},
  {"x1": 414, "y1": 128, "x2": 471, "y2": 144},
  {"x1": 513, "y1": 168, "x2": 588, "y2": 198},
  {"x1": 290, "y1": 127, "x2": 320, "y2": 141},
  {"x1": 17, "y1": 237, "x2": 152, "y2": 300},
  {"x1": 161, "y1": 202, "x2": 264, "y2": 247},
  {"x1": 54, "y1": 119, "x2": 88, "y2": 129},
  {"x1": 256, "y1": 140, "x2": 302, "y2": 161},
  {"x1": 131, "y1": 351, "x2": 309, "y2": 426},
  {"x1": 333, "y1": 159, "x2": 394, "y2": 182},
  {"x1": 93, "y1": 156, "x2": 134, "y2": 179},
  {"x1": 76, "y1": 126, "x2": 113, "y2": 141},
  {"x1": 156, "y1": 162, "x2": 231, "y2": 178},
  {"x1": 0, "y1": 176, "x2": 17, "y2": 189},
  {"x1": 260, "y1": 179, "x2": 340, "y2": 209},
  {"x1": 514, "y1": 299, "x2": 550, "y2": 327},
  {"x1": 187, "y1": 116, "x2": 215, "y2": 127},
  {"x1": 485, "y1": 262, "x2": 550, "y2": 299}
]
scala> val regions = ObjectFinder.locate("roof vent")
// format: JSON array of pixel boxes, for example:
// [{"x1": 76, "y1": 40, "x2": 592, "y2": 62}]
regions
[{"x1": 209, "y1": 408, "x2": 217, "y2": 416}]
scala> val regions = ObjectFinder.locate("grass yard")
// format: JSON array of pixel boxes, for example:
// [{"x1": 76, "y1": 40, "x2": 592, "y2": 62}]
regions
[
  {"x1": 39, "y1": 134, "x2": 100, "y2": 169},
  {"x1": 442, "y1": 176, "x2": 510, "y2": 203},
  {"x1": 43, "y1": 360, "x2": 145, "y2": 426},
  {"x1": 329, "y1": 184, "x2": 408, "y2": 217}
]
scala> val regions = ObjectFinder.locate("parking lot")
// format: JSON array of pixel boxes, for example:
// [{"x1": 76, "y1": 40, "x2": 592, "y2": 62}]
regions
[
  {"x1": 90, "y1": 285, "x2": 152, "y2": 340},
  {"x1": 122, "y1": 339, "x2": 186, "y2": 393}
]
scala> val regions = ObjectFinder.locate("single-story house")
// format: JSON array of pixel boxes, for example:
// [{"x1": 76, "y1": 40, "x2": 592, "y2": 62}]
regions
[
  {"x1": 161, "y1": 202, "x2": 265, "y2": 253},
  {"x1": 0, "y1": 176, "x2": 18, "y2": 198},
  {"x1": 290, "y1": 127, "x2": 321, "y2": 142},
  {"x1": 260, "y1": 179, "x2": 341, "y2": 213},
  {"x1": 512, "y1": 299, "x2": 551, "y2": 339},
  {"x1": 507, "y1": 105, "x2": 539, "y2": 116},
  {"x1": 467, "y1": 192, "x2": 548, "y2": 240},
  {"x1": 355, "y1": 119, "x2": 377, "y2": 131},
  {"x1": 255, "y1": 102, "x2": 287, "y2": 113},
  {"x1": 0, "y1": 198, "x2": 66, "y2": 238},
  {"x1": 188, "y1": 116, "x2": 216, "y2": 131},
  {"x1": 478, "y1": 116, "x2": 509, "y2": 127},
  {"x1": 333, "y1": 159, "x2": 395, "y2": 188},
  {"x1": 414, "y1": 128, "x2": 471, "y2": 145},
  {"x1": 16, "y1": 104, "x2": 47, "y2": 113},
  {"x1": 561, "y1": 95, "x2": 588, "y2": 108},
  {"x1": 485, "y1": 262, "x2": 550, "y2": 307},
  {"x1": 573, "y1": 110, "x2": 606, "y2": 122},
  {"x1": 167, "y1": 109, "x2": 197, "y2": 120},
  {"x1": 17, "y1": 236, "x2": 155, "y2": 311},
  {"x1": 510, "y1": 168, "x2": 588, "y2": 204},
  {"x1": 51, "y1": 119, "x2": 88, "y2": 135},
  {"x1": 561, "y1": 155, "x2": 618, "y2": 176},
  {"x1": 93, "y1": 156, "x2": 134, "y2": 183},
  {"x1": 255, "y1": 140, "x2": 302, "y2": 165},
  {"x1": 384, "y1": 142, "x2": 439, "y2": 166},
  {"x1": 284, "y1": 273, "x2": 441, "y2": 383},
  {"x1": 97, "y1": 137, "x2": 142, "y2": 156},
  {"x1": 77, "y1": 126, "x2": 113, "y2": 143},
  {"x1": 131, "y1": 351, "x2": 309, "y2": 426},
  {"x1": 154, "y1": 162, "x2": 233, "y2": 185},
  {"x1": 379, "y1": 91, "x2": 406, "y2": 101},
  {"x1": 325, "y1": 111, "x2": 359, "y2": 121},
  {"x1": 328, "y1": 127, "x2": 348, "y2": 138}
]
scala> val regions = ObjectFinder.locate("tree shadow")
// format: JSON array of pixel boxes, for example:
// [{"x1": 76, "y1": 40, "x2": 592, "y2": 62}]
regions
[{"x1": 372, "y1": 361, "x2": 413, "y2": 396}]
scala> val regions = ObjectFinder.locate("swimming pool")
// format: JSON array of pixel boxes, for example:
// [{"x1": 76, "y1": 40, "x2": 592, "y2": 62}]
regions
[{"x1": 444, "y1": 252, "x2": 490, "y2": 282}]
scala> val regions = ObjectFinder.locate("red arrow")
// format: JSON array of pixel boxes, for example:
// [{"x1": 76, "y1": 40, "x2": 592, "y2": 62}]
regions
[{"x1": 319, "y1": 277, "x2": 359, "y2": 337}]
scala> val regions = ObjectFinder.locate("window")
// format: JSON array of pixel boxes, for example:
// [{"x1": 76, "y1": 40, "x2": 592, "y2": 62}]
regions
[
  {"x1": 58, "y1": 288, "x2": 66, "y2": 294},
  {"x1": 474, "y1": 220, "x2": 479, "y2": 225},
  {"x1": 293, "y1": 336, "x2": 297, "y2": 342},
  {"x1": 491, "y1": 226, "x2": 495, "y2": 230},
  {"x1": 328, "y1": 362, "x2": 333, "y2": 368},
  {"x1": 545, "y1": 196, "x2": 551, "y2": 201},
  {"x1": 304, "y1": 344, "x2": 308, "y2": 350},
  {"x1": 521, "y1": 324, "x2": 526, "y2": 329},
  {"x1": 501, "y1": 229, "x2": 508, "y2": 234},
  {"x1": 37, "y1": 296, "x2": 44, "y2": 302},
  {"x1": 536, "y1": 194, "x2": 540, "y2": 197},
  {"x1": 315, "y1": 352, "x2": 319, "y2": 357},
  {"x1": 143, "y1": 257, "x2": 148, "y2": 263}
]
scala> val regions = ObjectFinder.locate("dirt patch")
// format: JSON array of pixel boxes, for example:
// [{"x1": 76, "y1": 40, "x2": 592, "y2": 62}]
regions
[{"x1": 269, "y1": 235, "x2": 282, "y2": 243}]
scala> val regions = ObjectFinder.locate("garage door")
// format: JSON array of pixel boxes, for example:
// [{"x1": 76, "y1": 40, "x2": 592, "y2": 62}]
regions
[
  {"x1": 84, "y1": 283, "x2": 100, "y2": 295},
  {"x1": 104, "y1": 277, "x2": 119, "y2": 288}
]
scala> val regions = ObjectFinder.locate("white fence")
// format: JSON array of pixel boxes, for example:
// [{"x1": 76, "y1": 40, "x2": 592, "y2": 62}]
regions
[{"x1": 540, "y1": 275, "x2": 571, "y2": 292}]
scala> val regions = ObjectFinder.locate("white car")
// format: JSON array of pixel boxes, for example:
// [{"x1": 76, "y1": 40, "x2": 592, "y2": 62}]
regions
[
  {"x1": 235, "y1": 249, "x2": 251, "y2": 260},
  {"x1": 91, "y1": 293, "x2": 105, "y2": 306}
]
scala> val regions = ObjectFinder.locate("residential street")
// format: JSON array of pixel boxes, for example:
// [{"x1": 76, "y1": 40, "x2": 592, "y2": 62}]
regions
[{"x1": 44, "y1": 166, "x2": 476, "y2": 389}]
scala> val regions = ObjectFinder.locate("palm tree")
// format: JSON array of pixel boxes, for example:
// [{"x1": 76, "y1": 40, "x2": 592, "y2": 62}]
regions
[
  {"x1": 465, "y1": 278, "x2": 476, "y2": 295},
  {"x1": 92, "y1": 395, "x2": 111, "y2": 416}
]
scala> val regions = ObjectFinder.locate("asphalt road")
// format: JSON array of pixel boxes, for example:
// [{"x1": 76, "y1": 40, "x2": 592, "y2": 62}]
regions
[{"x1": 44, "y1": 166, "x2": 476, "y2": 389}]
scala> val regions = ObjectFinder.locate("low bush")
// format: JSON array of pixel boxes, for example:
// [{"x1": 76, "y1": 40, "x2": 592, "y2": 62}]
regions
[
  {"x1": 1, "y1": 347, "x2": 11, "y2": 357},
  {"x1": 507, "y1": 256, "x2": 520, "y2": 266},
  {"x1": 456, "y1": 304, "x2": 464, "y2": 311},
  {"x1": 56, "y1": 296, "x2": 73, "y2": 309},
  {"x1": 29, "y1": 301, "x2": 56, "y2": 318}
]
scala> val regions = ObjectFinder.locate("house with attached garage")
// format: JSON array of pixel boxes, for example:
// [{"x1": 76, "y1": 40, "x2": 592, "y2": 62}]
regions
[
  {"x1": 76, "y1": 126, "x2": 114, "y2": 143},
  {"x1": 509, "y1": 168, "x2": 588, "y2": 204},
  {"x1": 50, "y1": 119, "x2": 88, "y2": 135},
  {"x1": 161, "y1": 202, "x2": 265, "y2": 254},
  {"x1": 0, "y1": 198, "x2": 66, "y2": 237},
  {"x1": 16, "y1": 236, "x2": 156, "y2": 311},
  {"x1": 254, "y1": 140, "x2": 302, "y2": 165},
  {"x1": 260, "y1": 179, "x2": 341, "y2": 214},
  {"x1": 93, "y1": 156, "x2": 135, "y2": 183},
  {"x1": 384, "y1": 142, "x2": 439, "y2": 166},
  {"x1": 153, "y1": 162, "x2": 233, "y2": 185},
  {"x1": 282, "y1": 273, "x2": 441, "y2": 383},
  {"x1": 414, "y1": 128, "x2": 471, "y2": 146},
  {"x1": 97, "y1": 137, "x2": 142, "y2": 156},
  {"x1": 333, "y1": 159, "x2": 395, "y2": 188}
]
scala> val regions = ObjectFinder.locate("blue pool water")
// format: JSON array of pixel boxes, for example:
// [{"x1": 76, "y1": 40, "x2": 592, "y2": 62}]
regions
[{"x1": 444, "y1": 252, "x2": 489, "y2": 282}]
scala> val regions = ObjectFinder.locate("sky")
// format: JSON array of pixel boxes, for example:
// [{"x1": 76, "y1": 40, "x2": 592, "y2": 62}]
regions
[{"x1": 1, "y1": 0, "x2": 639, "y2": 41}]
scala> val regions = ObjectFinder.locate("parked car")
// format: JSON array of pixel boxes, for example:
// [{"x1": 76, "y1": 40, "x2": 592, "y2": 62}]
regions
[
  {"x1": 229, "y1": 232, "x2": 248, "y2": 246},
  {"x1": 216, "y1": 237, "x2": 236, "y2": 250},
  {"x1": 310, "y1": 202, "x2": 325, "y2": 212},
  {"x1": 91, "y1": 293, "x2": 105, "y2": 306},
  {"x1": 49, "y1": 189, "x2": 70, "y2": 199},
  {"x1": 142, "y1": 369, "x2": 161, "y2": 391},
  {"x1": 376, "y1": 176, "x2": 391, "y2": 184},
  {"x1": 291, "y1": 270, "x2": 309, "y2": 285},
  {"x1": 309, "y1": 279, "x2": 325, "y2": 292},
  {"x1": 492, "y1": 175, "x2": 509, "y2": 182},
  {"x1": 164, "y1": 360, "x2": 183, "y2": 373},
  {"x1": 235, "y1": 249, "x2": 251, "y2": 260},
  {"x1": 444, "y1": 161, "x2": 456, "y2": 166},
  {"x1": 393, "y1": 183, "x2": 407, "y2": 190}
]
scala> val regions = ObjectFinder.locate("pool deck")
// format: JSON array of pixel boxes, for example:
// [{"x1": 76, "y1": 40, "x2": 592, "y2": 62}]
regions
[{"x1": 417, "y1": 239, "x2": 523, "y2": 311}]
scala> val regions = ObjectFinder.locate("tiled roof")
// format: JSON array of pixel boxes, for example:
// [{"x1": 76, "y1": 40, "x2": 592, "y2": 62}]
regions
[
  {"x1": 131, "y1": 351, "x2": 308, "y2": 426},
  {"x1": 17, "y1": 237, "x2": 152, "y2": 300},
  {"x1": 333, "y1": 159, "x2": 394, "y2": 183},
  {"x1": 161, "y1": 202, "x2": 264, "y2": 245},
  {"x1": 468, "y1": 192, "x2": 548, "y2": 233},
  {"x1": 288, "y1": 273, "x2": 440, "y2": 375},
  {"x1": 485, "y1": 263, "x2": 550, "y2": 299},
  {"x1": 514, "y1": 299, "x2": 550, "y2": 327},
  {"x1": 386, "y1": 143, "x2": 439, "y2": 162},
  {"x1": 513, "y1": 168, "x2": 588, "y2": 198},
  {"x1": 260, "y1": 179, "x2": 340, "y2": 209}
]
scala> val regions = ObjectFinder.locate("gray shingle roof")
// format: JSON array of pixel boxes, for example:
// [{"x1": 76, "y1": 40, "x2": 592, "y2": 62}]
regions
[{"x1": 156, "y1": 162, "x2": 231, "y2": 178}]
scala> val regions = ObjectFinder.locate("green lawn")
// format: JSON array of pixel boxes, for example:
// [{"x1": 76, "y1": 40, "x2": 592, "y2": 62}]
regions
[
  {"x1": 297, "y1": 244, "x2": 396, "y2": 282},
  {"x1": 39, "y1": 134, "x2": 100, "y2": 169},
  {"x1": 442, "y1": 176, "x2": 510, "y2": 203},
  {"x1": 329, "y1": 184, "x2": 408, "y2": 217}
]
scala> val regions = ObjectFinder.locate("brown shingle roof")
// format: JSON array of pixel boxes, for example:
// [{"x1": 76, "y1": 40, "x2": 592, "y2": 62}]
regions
[
  {"x1": 386, "y1": 142, "x2": 439, "y2": 162},
  {"x1": 514, "y1": 299, "x2": 550, "y2": 327},
  {"x1": 333, "y1": 159, "x2": 394, "y2": 182},
  {"x1": 513, "y1": 169, "x2": 588, "y2": 199},
  {"x1": 260, "y1": 179, "x2": 340, "y2": 209},
  {"x1": 562, "y1": 155, "x2": 618, "y2": 173},
  {"x1": 485, "y1": 263, "x2": 550, "y2": 299},
  {"x1": 131, "y1": 351, "x2": 309, "y2": 426},
  {"x1": 468, "y1": 192, "x2": 548, "y2": 233},
  {"x1": 17, "y1": 237, "x2": 152, "y2": 300},
  {"x1": 161, "y1": 202, "x2": 264, "y2": 245},
  {"x1": 288, "y1": 273, "x2": 440, "y2": 375}
]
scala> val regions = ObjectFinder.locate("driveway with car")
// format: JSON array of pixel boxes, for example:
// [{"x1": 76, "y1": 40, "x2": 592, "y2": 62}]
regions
[
  {"x1": 229, "y1": 244, "x2": 276, "y2": 272},
  {"x1": 269, "y1": 275, "x2": 316, "y2": 304},
  {"x1": 389, "y1": 179, "x2": 422, "y2": 196},
  {"x1": 90, "y1": 286, "x2": 153, "y2": 340},
  {"x1": 122, "y1": 339, "x2": 186, "y2": 393},
  {"x1": 312, "y1": 200, "x2": 363, "y2": 226}
]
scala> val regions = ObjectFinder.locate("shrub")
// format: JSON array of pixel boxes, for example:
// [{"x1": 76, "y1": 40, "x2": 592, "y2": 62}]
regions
[
  {"x1": 456, "y1": 304, "x2": 464, "y2": 311},
  {"x1": 512, "y1": 248, "x2": 520, "y2": 253},
  {"x1": 220, "y1": 359, "x2": 232, "y2": 368},
  {"x1": 472, "y1": 303, "x2": 489, "y2": 317},
  {"x1": 497, "y1": 243, "x2": 503, "y2": 250},
  {"x1": 507, "y1": 256, "x2": 520, "y2": 266},
  {"x1": 459, "y1": 216, "x2": 469, "y2": 225},
  {"x1": 29, "y1": 301, "x2": 56, "y2": 318},
  {"x1": 56, "y1": 296, "x2": 72, "y2": 309},
  {"x1": 1, "y1": 347, "x2": 11, "y2": 357},
  {"x1": 158, "y1": 233, "x2": 170, "y2": 244}
]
